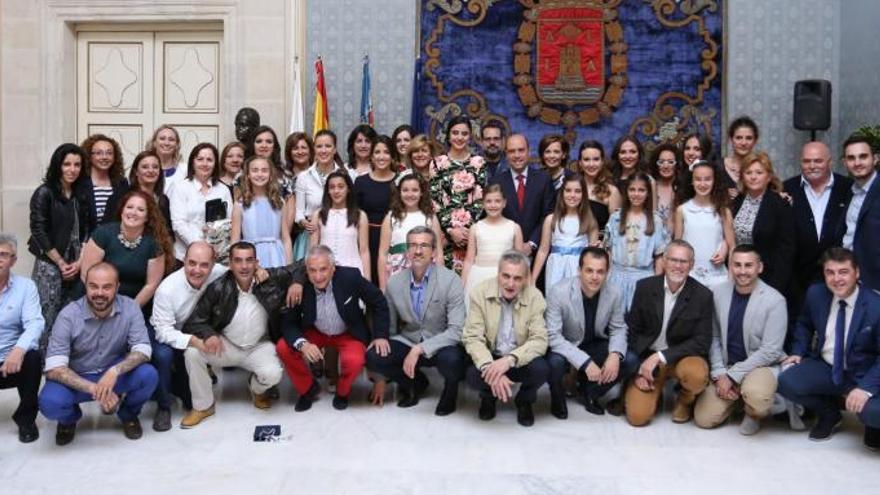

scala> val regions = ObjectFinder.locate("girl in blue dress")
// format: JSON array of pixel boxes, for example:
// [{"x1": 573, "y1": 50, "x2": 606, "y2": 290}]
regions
[{"x1": 231, "y1": 156, "x2": 292, "y2": 267}]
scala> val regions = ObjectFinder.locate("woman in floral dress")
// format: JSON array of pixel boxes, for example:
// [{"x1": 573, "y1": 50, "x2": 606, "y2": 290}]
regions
[{"x1": 430, "y1": 116, "x2": 486, "y2": 274}]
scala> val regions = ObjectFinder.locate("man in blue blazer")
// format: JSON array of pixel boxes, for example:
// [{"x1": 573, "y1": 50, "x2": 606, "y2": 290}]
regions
[
  {"x1": 489, "y1": 134, "x2": 555, "y2": 256},
  {"x1": 277, "y1": 245, "x2": 390, "y2": 411},
  {"x1": 840, "y1": 135, "x2": 880, "y2": 293},
  {"x1": 778, "y1": 247, "x2": 880, "y2": 448}
]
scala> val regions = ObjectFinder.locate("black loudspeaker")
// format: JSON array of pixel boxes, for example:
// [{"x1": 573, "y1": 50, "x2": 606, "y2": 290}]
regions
[{"x1": 793, "y1": 79, "x2": 832, "y2": 131}]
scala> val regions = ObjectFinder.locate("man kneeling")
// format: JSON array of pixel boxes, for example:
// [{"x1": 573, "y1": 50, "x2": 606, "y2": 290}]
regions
[
  {"x1": 463, "y1": 250, "x2": 549, "y2": 427},
  {"x1": 39, "y1": 263, "x2": 157, "y2": 445}
]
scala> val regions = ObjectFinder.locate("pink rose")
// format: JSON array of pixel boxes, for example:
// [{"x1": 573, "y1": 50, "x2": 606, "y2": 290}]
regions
[
  {"x1": 434, "y1": 155, "x2": 450, "y2": 171},
  {"x1": 470, "y1": 155, "x2": 485, "y2": 170},
  {"x1": 472, "y1": 184, "x2": 483, "y2": 201},
  {"x1": 432, "y1": 200, "x2": 442, "y2": 213},
  {"x1": 449, "y1": 208, "x2": 472, "y2": 229},
  {"x1": 451, "y1": 170, "x2": 476, "y2": 193}
]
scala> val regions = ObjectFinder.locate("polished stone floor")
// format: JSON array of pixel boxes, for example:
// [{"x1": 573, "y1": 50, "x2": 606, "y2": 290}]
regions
[{"x1": 1, "y1": 370, "x2": 878, "y2": 495}]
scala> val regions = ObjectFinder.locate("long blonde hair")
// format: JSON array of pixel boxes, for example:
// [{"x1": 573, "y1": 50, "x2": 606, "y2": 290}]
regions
[{"x1": 239, "y1": 156, "x2": 284, "y2": 210}]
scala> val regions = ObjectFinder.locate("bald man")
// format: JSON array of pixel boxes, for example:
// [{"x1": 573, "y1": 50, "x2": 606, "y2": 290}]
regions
[
  {"x1": 783, "y1": 142, "x2": 852, "y2": 339},
  {"x1": 489, "y1": 134, "x2": 555, "y2": 255}
]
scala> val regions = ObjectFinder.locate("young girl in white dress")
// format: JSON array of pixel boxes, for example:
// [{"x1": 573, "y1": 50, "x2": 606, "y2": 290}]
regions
[
  {"x1": 532, "y1": 175, "x2": 599, "y2": 288},
  {"x1": 673, "y1": 160, "x2": 734, "y2": 288},
  {"x1": 461, "y1": 184, "x2": 522, "y2": 296},
  {"x1": 309, "y1": 170, "x2": 370, "y2": 279},
  {"x1": 377, "y1": 174, "x2": 443, "y2": 290},
  {"x1": 230, "y1": 156, "x2": 293, "y2": 267}
]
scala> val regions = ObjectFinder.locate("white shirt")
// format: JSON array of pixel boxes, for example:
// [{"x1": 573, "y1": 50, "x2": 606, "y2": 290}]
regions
[
  {"x1": 651, "y1": 278, "x2": 684, "y2": 354},
  {"x1": 169, "y1": 178, "x2": 233, "y2": 260},
  {"x1": 150, "y1": 265, "x2": 227, "y2": 349},
  {"x1": 800, "y1": 174, "x2": 835, "y2": 239},
  {"x1": 223, "y1": 282, "x2": 269, "y2": 349},
  {"x1": 843, "y1": 171, "x2": 877, "y2": 249},
  {"x1": 821, "y1": 287, "x2": 859, "y2": 366},
  {"x1": 163, "y1": 159, "x2": 188, "y2": 195},
  {"x1": 294, "y1": 163, "x2": 354, "y2": 223}
]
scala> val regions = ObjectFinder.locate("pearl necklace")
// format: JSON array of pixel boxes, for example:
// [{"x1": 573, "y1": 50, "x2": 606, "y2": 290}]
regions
[{"x1": 117, "y1": 231, "x2": 143, "y2": 250}]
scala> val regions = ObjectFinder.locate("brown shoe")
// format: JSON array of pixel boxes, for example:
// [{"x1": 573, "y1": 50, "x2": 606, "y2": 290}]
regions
[
  {"x1": 672, "y1": 401, "x2": 693, "y2": 423},
  {"x1": 122, "y1": 419, "x2": 143, "y2": 440},
  {"x1": 180, "y1": 405, "x2": 215, "y2": 429},
  {"x1": 253, "y1": 392, "x2": 272, "y2": 410}
]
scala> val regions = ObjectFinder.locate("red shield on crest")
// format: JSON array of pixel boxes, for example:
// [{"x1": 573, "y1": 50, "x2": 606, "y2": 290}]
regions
[{"x1": 536, "y1": 5, "x2": 605, "y2": 104}]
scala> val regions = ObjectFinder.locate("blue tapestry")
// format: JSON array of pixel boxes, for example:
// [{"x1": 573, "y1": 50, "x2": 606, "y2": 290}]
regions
[{"x1": 415, "y1": 0, "x2": 724, "y2": 159}]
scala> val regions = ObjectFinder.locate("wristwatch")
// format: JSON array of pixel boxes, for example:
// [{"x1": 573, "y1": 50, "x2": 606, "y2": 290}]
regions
[{"x1": 294, "y1": 339, "x2": 307, "y2": 351}]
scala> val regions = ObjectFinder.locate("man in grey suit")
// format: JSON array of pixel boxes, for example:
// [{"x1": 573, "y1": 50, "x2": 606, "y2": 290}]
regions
[
  {"x1": 694, "y1": 244, "x2": 787, "y2": 434},
  {"x1": 366, "y1": 226, "x2": 468, "y2": 416},
  {"x1": 545, "y1": 247, "x2": 639, "y2": 418}
]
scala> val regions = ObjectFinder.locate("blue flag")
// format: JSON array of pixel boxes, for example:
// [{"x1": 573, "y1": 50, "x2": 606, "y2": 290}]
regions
[{"x1": 360, "y1": 55, "x2": 374, "y2": 126}]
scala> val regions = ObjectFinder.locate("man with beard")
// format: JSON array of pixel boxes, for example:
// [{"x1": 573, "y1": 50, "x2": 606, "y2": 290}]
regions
[
  {"x1": 39, "y1": 263, "x2": 157, "y2": 445},
  {"x1": 624, "y1": 240, "x2": 714, "y2": 426},
  {"x1": 480, "y1": 122, "x2": 506, "y2": 183}
]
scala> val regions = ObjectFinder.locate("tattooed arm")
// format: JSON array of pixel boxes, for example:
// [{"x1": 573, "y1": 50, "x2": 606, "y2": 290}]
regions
[
  {"x1": 113, "y1": 351, "x2": 150, "y2": 375},
  {"x1": 46, "y1": 366, "x2": 96, "y2": 394}
]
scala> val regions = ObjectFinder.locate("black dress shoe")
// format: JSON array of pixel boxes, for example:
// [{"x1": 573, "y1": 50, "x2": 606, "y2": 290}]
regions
[
  {"x1": 18, "y1": 423, "x2": 39, "y2": 443},
  {"x1": 584, "y1": 396, "x2": 606, "y2": 416},
  {"x1": 434, "y1": 386, "x2": 458, "y2": 416},
  {"x1": 332, "y1": 394, "x2": 349, "y2": 410},
  {"x1": 266, "y1": 385, "x2": 280, "y2": 401},
  {"x1": 122, "y1": 419, "x2": 143, "y2": 440},
  {"x1": 478, "y1": 397, "x2": 496, "y2": 421},
  {"x1": 516, "y1": 402, "x2": 535, "y2": 427},
  {"x1": 605, "y1": 398, "x2": 624, "y2": 417},
  {"x1": 55, "y1": 423, "x2": 76, "y2": 446},
  {"x1": 865, "y1": 426, "x2": 880, "y2": 451},
  {"x1": 809, "y1": 413, "x2": 842, "y2": 441},
  {"x1": 550, "y1": 393, "x2": 568, "y2": 420},
  {"x1": 152, "y1": 408, "x2": 172, "y2": 432},
  {"x1": 397, "y1": 389, "x2": 420, "y2": 408},
  {"x1": 294, "y1": 382, "x2": 320, "y2": 412}
]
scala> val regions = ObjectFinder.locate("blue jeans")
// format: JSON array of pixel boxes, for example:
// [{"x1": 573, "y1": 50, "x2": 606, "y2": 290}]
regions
[
  {"x1": 148, "y1": 323, "x2": 192, "y2": 410},
  {"x1": 547, "y1": 342, "x2": 639, "y2": 400},
  {"x1": 39, "y1": 363, "x2": 158, "y2": 424},
  {"x1": 778, "y1": 357, "x2": 880, "y2": 427}
]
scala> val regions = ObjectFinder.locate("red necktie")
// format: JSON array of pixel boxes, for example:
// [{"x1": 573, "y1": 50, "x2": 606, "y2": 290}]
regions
[{"x1": 516, "y1": 174, "x2": 526, "y2": 210}]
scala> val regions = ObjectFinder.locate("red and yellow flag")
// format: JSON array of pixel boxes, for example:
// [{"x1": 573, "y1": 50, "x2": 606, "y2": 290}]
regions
[{"x1": 313, "y1": 57, "x2": 330, "y2": 136}]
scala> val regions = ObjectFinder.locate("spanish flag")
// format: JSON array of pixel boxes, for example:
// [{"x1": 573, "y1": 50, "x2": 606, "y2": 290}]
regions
[{"x1": 313, "y1": 57, "x2": 330, "y2": 135}]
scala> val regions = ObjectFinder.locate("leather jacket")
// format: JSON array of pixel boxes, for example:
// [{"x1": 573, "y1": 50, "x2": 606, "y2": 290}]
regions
[
  {"x1": 27, "y1": 183, "x2": 91, "y2": 263},
  {"x1": 183, "y1": 262, "x2": 306, "y2": 342}
]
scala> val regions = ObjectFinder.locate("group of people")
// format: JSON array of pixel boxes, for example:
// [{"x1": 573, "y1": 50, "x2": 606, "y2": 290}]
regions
[{"x1": 1, "y1": 114, "x2": 879, "y2": 453}]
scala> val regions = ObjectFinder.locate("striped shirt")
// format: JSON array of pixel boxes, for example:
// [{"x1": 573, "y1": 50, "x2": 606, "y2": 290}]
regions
[
  {"x1": 314, "y1": 281, "x2": 346, "y2": 336},
  {"x1": 93, "y1": 186, "x2": 114, "y2": 223}
]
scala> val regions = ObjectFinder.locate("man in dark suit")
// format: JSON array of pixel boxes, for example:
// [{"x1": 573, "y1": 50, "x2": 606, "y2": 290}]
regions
[
  {"x1": 480, "y1": 122, "x2": 506, "y2": 184},
  {"x1": 489, "y1": 134, "x2": 555, "y2": 256},
  {"x1": 778, "y1": 248, "x2": 880, "y2": 449},
  {"x1": 624, "y1": 240, "x2": 714, "y2": 426},
  {"x1": 276, "y1": 245, "x2": 390, "y2": 411},
  {"x1": 783, "y1": 142, "x2": 852, "y2": 326},
  {"x1": 840, "y1": 135, "x2": 880, "y2": 293}
]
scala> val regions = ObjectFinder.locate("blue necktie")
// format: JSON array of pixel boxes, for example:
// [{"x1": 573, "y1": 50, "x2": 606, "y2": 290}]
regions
[{"x1": 832, "y1": 300, "x2": 847, "y2": 386}]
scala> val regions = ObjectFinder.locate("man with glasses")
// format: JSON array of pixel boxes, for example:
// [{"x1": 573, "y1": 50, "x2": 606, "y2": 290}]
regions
[
  {"x1": 0, "y1": 234, "x2": 44, "y2": 443},
  {"x1": 480, "y1": 122, "x2": 507, "y2": 183},
  {"x1": 624, "y1": 240, "x2": 714, "y2": 426},
  {"x1": 366, "y1": 226, "x2": 468, "y2": 416}
]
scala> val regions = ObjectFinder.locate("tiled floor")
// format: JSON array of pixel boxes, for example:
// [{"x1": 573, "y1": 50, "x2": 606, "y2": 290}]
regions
[{"x1": 1, "y1": 370, "x2": 877, "y2": 495}]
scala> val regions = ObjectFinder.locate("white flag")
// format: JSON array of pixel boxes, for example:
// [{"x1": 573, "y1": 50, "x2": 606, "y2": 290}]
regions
[{"x1": 289, "y1": 57, "x2": 305, "y2": 134}]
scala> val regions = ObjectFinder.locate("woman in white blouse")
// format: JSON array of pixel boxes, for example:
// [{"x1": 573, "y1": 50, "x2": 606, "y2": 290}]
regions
[
  {"x1": 294, "y1": 129, "x2": 349, "y2": 251},
  {"x1": 147, "y1": 125, "x2": 187, "y2": 194},
  {"x1": 169, "y1": 142, "x2": 232, "y2": 262}
]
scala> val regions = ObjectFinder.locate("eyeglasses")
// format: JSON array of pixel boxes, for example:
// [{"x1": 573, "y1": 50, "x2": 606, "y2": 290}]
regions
[
  {"x1": 407, "y1": 242, "x2": 434, "y2": 251},
  {"x1": 665, "y1": 256, "x2": 691, "y2": 265},
  {"x1": 656, "y1": 159, "x2": 677, "y2": 166}
]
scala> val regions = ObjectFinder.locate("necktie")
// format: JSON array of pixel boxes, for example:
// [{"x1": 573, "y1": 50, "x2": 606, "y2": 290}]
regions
[
  {"x1": 516, "y1": 174, "x2": 526, "y2": 210},
  {"x1": 832, "y1": 300, "x2": 847, "y2": 386}
]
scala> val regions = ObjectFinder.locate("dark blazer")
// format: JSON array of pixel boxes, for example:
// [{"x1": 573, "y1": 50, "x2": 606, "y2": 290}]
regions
[
  {"x1": 791, "y1": 283, "x2": 880, "y2": 395},
  {"x1": 490, "y1": 167, "x2": 555, "y2": 246},
  {"x1": 75, "y1": 176, "x2": 129, "y2": 234},
  {"x1": 731, "y1": 190, "x2": 795, "y2": 295},
  {"x1": 849, "y1": 175, "x2": 880, "y2": 292},
  {"x1": 281, "y1": 266, "x2": 390, "y2": 346},
  {"x1": 783, "y1": 173, "x2": 852, "y2": 301},
  {"x1": 184, "y1": 263, "x2": 305, "y2": 342},
  {"x1": 627, "y1": 275, "x2": 714, "y2": 364}
]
